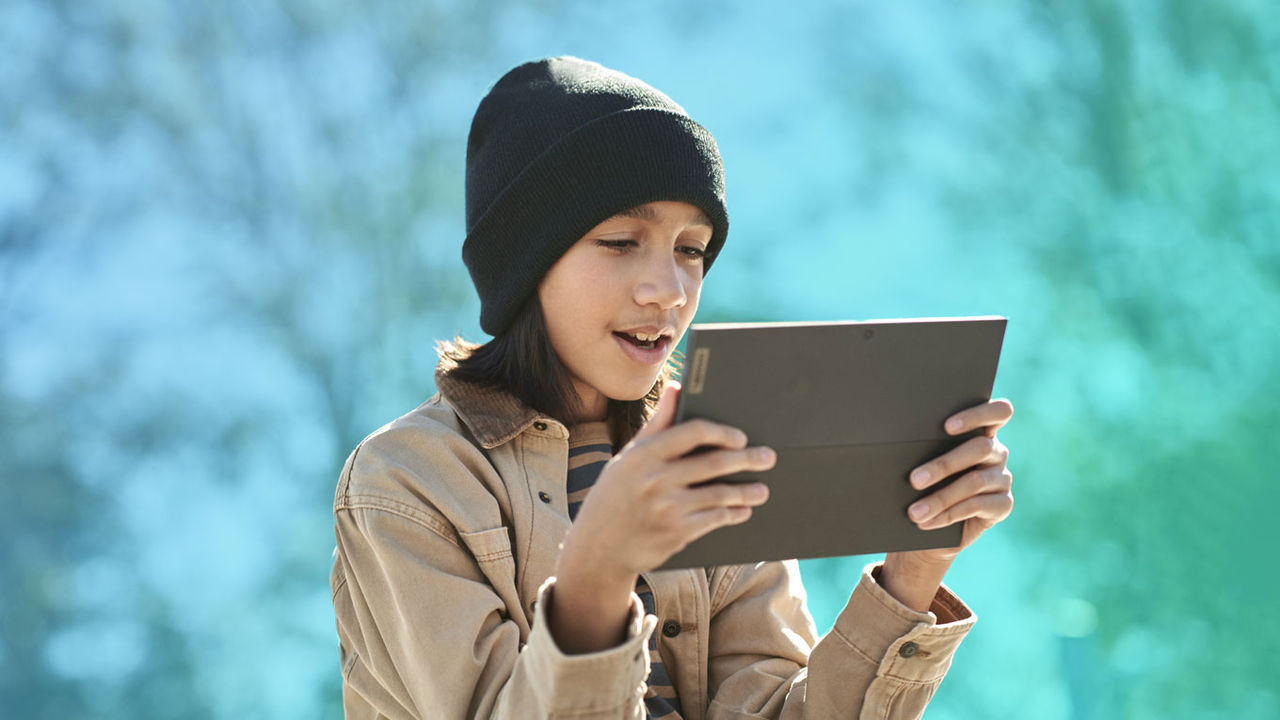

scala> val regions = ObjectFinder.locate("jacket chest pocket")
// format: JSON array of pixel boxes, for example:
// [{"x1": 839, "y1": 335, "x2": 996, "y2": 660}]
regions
[
  {"x1": 459, "y1": 525, "x2": 516, "y2": 570},
  {"x1": 458, "y1": 526, "x2": 519, "y2": 598},
  {"x1": 458, "y1": 526, "x2": 527, "y2": 635}
]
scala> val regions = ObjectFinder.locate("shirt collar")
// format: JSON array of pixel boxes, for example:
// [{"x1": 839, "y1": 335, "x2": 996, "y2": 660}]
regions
[
  {"x1": 434, "y1": 361, "x2": 658, "y2": 449},
  {"x1": 434, "y1": 367, "x2": 546, "y2": 449}
]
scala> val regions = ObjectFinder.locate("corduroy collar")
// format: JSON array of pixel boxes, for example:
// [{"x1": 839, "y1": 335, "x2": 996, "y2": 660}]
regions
[{"x1": 433, "y1": 368, "x2": 545, "y2": 449}]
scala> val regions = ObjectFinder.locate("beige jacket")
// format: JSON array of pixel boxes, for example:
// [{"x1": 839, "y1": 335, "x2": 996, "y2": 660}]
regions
[{"x1": 330, "y1": 369, "x2": 976, "y2": 719}]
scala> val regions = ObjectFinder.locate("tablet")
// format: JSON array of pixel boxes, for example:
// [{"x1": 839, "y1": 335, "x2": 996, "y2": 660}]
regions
[{"x1": 657, "y1": 315, "x2": 1008, "y2": 570}]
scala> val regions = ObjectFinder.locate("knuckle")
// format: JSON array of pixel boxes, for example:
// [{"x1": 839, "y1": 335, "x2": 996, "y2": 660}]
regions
[
  {"x1": 705, "y1": 452, "x2": 734, "y2": 476},
  {"x1": 665, "y1": 527, "x2": 689, "y2": 553},
  {"x1": 721, "y1": 451, "x2": 745, "y2": 473},
  {"x1": 632, "y1": 468, "x2": 660, "y2": 489},
  {"x1": 994, "y1": 491, "x2": 1014, "y2": 519},
  {"x1": 957, "y1": 470, "x2": 982, "y2": 497},
  {"x1": 685, "y1": 419, "x2": 716, "y2": 440},
  {"x1": 651, "y1": 493, "x2": 678, "y2": 516}
]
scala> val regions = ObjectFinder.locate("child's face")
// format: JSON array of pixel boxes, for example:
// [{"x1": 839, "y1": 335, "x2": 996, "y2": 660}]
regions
[{"x1": 537, "y1": 200, "x2": 713, "y2": 420}]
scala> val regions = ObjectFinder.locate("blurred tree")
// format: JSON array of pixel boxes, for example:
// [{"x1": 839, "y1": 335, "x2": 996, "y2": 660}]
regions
[
  {"x1": 931, "y1": 1, "x2": 1280, "y2": 717},
  {"x1": 2, "y1": 0, "x2": 513, "y2": 716}
]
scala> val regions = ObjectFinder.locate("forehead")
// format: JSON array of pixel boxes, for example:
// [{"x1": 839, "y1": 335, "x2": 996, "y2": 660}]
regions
[{"x1": 609, "y1": 203, "x2": 713, "y2": 229}]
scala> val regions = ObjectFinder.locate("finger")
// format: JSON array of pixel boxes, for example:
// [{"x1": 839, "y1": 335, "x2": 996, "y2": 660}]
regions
[
  {"x1": 633, "y1": 381, "x2": 681, "y2": 442},
  {"x1": 643, "y1": 417, "x2": 750, "y2": 460},
  {"x1": 916, "y1": 490, "x2": 1014, "y2": 531},
  {"x1": 910, "y1": 435, "x2": 1008, "y2": 490},
  {"x1": 669, "y1": 446, "x2": 777, "y2": 488},
  {"x1": 683, "y1": 479, "x2": 770, "y2": 512},
  {"x1": 908, "y1": 465, "x2": 1012, "y2": 525},
  {"x1": 682, "y1": 504, "x2": 754, "y2": 540},
  {"x1": 945, "y1": 398, "x2": 1014, "y2": 436}
]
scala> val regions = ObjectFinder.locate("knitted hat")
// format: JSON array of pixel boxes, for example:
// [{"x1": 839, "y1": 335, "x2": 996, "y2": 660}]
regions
[{"x1": 462, "y1": 56, "x2": 729, "y2": 336}]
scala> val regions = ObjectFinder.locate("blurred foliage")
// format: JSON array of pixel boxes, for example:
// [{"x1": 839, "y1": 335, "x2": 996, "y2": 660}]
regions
[
  {"x1": 3, "y1": 1, "x2": 1277, "y2": 719},
  {"x1": 951, "y1": 2, "x2": 1280, "y2": 716}
]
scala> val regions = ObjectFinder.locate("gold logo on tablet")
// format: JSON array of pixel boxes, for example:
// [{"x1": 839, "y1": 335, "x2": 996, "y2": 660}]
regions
[{"x1": 688, "y1": 348, "x2": 710, "y2": 394}]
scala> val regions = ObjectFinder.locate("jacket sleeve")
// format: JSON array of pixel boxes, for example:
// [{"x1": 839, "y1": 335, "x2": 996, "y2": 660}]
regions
[
  {"x1": 332, "y1": 442, "x2": 659, "y2": 719},
  {"x1": 706, "y1": 560, "x2": 975, "y2": 720}
]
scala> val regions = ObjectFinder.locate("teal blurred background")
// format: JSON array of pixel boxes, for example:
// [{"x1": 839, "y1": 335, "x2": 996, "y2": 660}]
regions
[{"x1": 4, "y1": 1, "x2": 1278, "y2": 717}]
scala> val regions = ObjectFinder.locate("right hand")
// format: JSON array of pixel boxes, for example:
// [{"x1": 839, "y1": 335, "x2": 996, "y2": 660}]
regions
[{"x1": 558, "y1": 381, "x2": 777, "y2": 581}]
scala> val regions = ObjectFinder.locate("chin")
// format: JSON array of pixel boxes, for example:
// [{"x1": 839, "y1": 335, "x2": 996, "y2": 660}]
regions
[{"x1": 602, "y1": 375, "x2": 662, "y2": 403}]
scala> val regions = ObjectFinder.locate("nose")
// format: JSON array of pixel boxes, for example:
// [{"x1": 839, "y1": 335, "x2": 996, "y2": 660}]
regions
[{"x1": 633, "y1": 254, "x2": 687, "y2": 310}]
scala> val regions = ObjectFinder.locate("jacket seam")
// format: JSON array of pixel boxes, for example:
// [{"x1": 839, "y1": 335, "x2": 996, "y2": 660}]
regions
[
  {"x1": 341, "y1": 649, "x2": 359, "y2": 679},
  {"x1": 339, "y1": 495, "x2": 462, "y2": 548},
  {"x1": 879, "y1": 670, "x2": 948, "y2": 685},
  {"x1": 469, "y1": 546, "x2": 514, "y2": 562},
  {"x1": 516, "y1": 438, "x2": 537, "y2": 586},
  {"x1": 709, "y1": 564, "x2": 744, "y2": 614},
  {"x1": 335, "y1": 443, "x2": 363, "y2": 506},
  {"x1": 877, "y1": 681, "x2": 908, "y2": 720},
  {"x1": 831, "y1": 624, "x2": 880, "y2": 667},
  {"x1": 331, "y1": 573, "x2": 348, "y2": 602},
  {"x1": 834, "y1": 624, "x2": 949, "y2": 685}
]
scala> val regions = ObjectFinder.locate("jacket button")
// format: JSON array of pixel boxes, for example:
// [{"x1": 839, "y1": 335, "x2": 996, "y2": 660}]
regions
[
  {"x1": 533, "y1": 421, "x2": 548, "y2": 431},
  {"x1": 898, "y1": 641, "x2": 919, "y2": 658},
  {"x1": 662, "y1": 620, "x2": 682, "y2": 638},
  {"x1": 538, "y1": 491, "x2": 551, "y2": 503}
]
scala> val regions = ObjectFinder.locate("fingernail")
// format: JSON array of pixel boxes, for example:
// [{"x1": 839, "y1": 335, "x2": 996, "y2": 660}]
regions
[
  {"x1": 752, "y1": 447, "x2": 776, "y2": 463},
  {"x1": 749, "y1": 484, "x2": 769, "y2": 501},
  {"x1": 910, "y1": 468, "x2": 930, "y2": 487},
  {"x1": 909, "y1": 502, "x2": 929, "y2": 520},
  {"x1": 946, "y1": 417, "x2": 963, "y2": 432}
]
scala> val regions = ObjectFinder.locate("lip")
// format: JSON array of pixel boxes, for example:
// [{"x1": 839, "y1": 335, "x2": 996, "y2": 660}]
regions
[{"x1": 612, "y1": 331, "x2": 672, "y2": 366}]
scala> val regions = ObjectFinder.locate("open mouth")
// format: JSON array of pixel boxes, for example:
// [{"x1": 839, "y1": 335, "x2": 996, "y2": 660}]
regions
[{"x1": 612, "y1": 331, "x2": 667, "y2": 350}]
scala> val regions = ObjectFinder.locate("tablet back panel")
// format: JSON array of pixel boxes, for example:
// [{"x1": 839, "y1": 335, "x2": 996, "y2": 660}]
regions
[{"x1": 660, "y1": 316, "x2": 1007, "y2": 569}]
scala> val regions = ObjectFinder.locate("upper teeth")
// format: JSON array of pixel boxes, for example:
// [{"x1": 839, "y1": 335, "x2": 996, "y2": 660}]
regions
[{"x1": 632, "y1": 332, "x2": 662, "y2": 342}]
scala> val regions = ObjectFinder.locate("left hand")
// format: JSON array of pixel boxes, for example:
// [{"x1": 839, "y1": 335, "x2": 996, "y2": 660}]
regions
[{"x1": 896, "y1": 398, "x2": 1015, "y2": 565}]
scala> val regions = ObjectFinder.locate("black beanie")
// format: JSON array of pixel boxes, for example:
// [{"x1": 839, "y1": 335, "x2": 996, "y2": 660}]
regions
[{"x1": 462, "y1": 56, "x2": 730, "y2": 336}]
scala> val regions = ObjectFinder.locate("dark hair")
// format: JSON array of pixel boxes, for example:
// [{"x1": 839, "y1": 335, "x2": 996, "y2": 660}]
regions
[{"x1": 436, "y1": 297, "x2": 680, "y2": 448}]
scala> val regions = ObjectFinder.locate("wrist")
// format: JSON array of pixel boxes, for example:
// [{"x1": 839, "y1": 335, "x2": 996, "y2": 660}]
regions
[
  {"x1": 547, "y1": 545, "x2": 638, "y2": 655},
  {"x1": 883, "y1": 550, "x2": 956, "y2": 576},
  {"x1": 556, "y1": 529, "x2": 637, "y2": 592},
  {"x1": 878, "y1": 553, "x2": 954, "y2": 613}
]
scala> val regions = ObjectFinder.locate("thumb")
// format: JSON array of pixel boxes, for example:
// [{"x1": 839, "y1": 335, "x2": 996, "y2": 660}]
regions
[{"x1": 633, "y1": 380, "x2": 681, "y2": 442}]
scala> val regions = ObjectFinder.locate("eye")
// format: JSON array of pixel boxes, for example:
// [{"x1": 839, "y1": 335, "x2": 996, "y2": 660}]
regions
[
  {"x1": 596, "y1": 239, "x2": 636, "y2": 253},
  {"x1": 677, "y1": 245, "x2": 707, "y2": 261}
]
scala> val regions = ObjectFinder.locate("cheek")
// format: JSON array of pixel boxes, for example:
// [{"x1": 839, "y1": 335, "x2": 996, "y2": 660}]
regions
[
  {"x1": 538, "y1": 266, "x2": 609, "y2": 352},
  {"x1": 683, "y1": 271, "x2": 704, "y2": 310}
]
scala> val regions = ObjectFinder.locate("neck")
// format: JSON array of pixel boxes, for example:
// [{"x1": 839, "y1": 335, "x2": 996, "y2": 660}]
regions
[{"x1": 570, "y1": 380, "x2": 609, "y2": 422}]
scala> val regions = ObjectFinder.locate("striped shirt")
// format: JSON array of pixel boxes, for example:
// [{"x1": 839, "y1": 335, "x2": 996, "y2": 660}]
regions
[{"x1": 567, "y1": 421, "x2": 683, "y2": 720}]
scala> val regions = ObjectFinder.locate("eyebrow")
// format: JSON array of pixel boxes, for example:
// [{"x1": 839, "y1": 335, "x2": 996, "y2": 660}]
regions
[{"x1": 612, "y1": 204, "x2": 714, "y2": 229}]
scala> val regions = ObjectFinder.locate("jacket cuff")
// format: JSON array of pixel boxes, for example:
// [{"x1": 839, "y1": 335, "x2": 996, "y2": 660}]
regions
[
  {"x1": 829, "y1": 561, "x2": 977, "y2": 684},
  {"x1": 523, "y1": 575, "x2": 658, "y2": 714}
]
